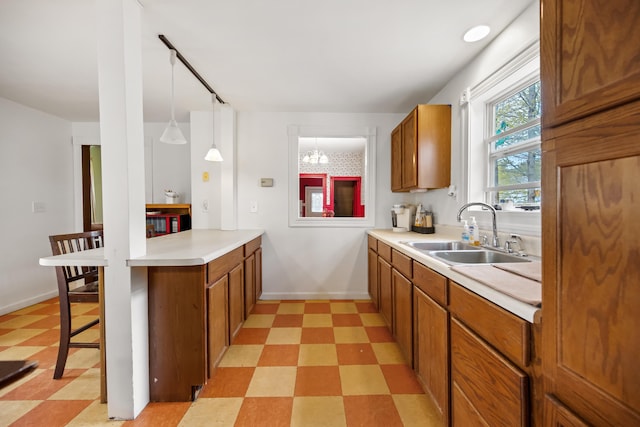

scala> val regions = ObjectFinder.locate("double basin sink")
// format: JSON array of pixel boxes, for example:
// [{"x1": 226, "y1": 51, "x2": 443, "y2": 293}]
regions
[{"x1": 403, "y1": 241, "x2": 531, "y2": 265}]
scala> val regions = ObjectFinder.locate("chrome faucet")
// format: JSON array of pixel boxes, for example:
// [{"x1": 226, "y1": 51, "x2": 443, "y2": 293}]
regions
[{"x1": 456, "y1": 202, "x2": 500, "y2": 248}]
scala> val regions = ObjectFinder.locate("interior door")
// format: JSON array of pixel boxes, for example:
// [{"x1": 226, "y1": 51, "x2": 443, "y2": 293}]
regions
[{"x1": 304, "y1": 186, "x2": 324, "y2": 217}]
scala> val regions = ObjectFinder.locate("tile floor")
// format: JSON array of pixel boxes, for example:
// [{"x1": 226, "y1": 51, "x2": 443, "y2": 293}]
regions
[{"x1": 0, "y1": 298, "x2": 443, "y2": 426}]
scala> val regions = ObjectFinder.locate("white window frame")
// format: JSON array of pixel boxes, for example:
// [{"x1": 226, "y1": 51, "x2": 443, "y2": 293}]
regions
[
  {"x1": 485, "y1": 77, "x2": 541, "y2": 208},
  {"x1": 462, "y1": 41, "x2": 541, "y2": 235}
]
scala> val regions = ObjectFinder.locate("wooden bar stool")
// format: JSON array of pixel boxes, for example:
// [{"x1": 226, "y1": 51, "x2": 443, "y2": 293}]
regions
[{"x1": 48, "y1": 231, "x2": 104, "y2": 379}]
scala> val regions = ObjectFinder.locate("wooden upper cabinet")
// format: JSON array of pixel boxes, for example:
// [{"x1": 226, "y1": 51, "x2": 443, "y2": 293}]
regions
[
  {"x1": 401, "y1": 110, "x2": 418, "y2": 189},
  {"x1": 391, "y1": 104, "x2": 451, "y2": 192},
  {"x1": 541, "y1": 0, "x2": 640, "y2": 128},
  {"x1": 391, "y1": 125, "x2": 403, "y2": 192}
]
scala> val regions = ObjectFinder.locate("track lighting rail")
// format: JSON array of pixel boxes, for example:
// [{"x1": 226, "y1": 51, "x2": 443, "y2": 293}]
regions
[{"x1": 158, "y1": 34, "x2": 225, "y2": 104}]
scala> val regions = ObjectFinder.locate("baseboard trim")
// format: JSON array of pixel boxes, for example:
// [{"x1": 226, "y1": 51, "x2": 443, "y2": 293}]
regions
[
  {"x1": 260, "y1": 291, "x2": 371, "y2": 301},
  {"x1": 0, "y1": 291, "x2": 58, "y2": 316}
]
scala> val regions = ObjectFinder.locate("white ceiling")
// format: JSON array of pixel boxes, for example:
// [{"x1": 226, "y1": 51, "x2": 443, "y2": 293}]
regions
[{"x1": 0, "y1": 0, "x2": 534, "y2": 123}]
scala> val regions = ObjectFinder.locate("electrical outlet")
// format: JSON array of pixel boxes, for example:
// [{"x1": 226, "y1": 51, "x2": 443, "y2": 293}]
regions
[
  {"x1": 202, "y1": 199, "x2": 209, "y2": 213},
  {"x1": 250, "y1": 201, "x2": 258, "y2": 213}
]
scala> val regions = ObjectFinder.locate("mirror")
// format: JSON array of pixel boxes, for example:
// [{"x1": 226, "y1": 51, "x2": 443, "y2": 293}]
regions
[{"x1": 288, "y1": 126, "x2": 376, "y2": 227}]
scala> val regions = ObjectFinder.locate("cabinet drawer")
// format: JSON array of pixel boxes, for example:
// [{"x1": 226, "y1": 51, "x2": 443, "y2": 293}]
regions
[
  {"x1": 449, "y1": 281, "x2": 530, "y2": 367},
  {"x1": 377, "y1": 241, "x2": 392, "y2": 263},
  {"x1": 207, "y1": 247, "x2": 244, "y2": 284},
  {"x1": 244, "y1": 236, "x2": 262, "y2": 255},
  {"x1": 413, "y1": 261, "x2": 447, "y2": 306},
  {"x1": 368, "y1": 235, "x2": 377, "y2": 251},
  {"x1": 391, "y1": 249, "x2": 412, "y2": 279},
  {"x1": 451, "y1": 318, "x2": 528, "y2": 427}
]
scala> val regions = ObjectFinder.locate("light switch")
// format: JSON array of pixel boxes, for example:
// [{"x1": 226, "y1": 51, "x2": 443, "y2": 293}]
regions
[
  {"x1": 250, "y1": 201, "x2": 258, "y2": 213},
  {"x1": 32, "y1": 201, "x2": 46, "y2": 213}
]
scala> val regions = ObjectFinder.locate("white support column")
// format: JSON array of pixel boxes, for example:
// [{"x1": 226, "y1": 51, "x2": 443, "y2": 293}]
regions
[
  {"x1": 190, "y1": 105, "x2": 236, "y2": 230},
  {"x1": 219, "y1": 105, "x2": 237, "y2": 230},
  {"x1": 190, "y1": 110, "x2": 221, "y2": 229},
  {"x1": 96, "y1": 0, "x2": 149, "y2": 419}
]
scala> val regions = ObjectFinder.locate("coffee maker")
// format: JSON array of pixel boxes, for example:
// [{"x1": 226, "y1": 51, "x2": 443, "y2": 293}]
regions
[{"x1": 391, "y1": 204, "x2": 416, "y2": 232}]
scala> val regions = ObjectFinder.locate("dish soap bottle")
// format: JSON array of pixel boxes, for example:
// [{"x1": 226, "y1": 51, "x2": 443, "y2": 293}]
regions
[
  {"x1": 469, "y1": 216, "x2": 480, "y2": 246},
  {"x1": 461, "y1": 220, "x2": 470, "y2": 243}
]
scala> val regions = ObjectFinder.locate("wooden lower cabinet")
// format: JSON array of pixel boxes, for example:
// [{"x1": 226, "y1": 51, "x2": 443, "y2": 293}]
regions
[
  {"x1": 228, "y1": 263, "x2": 244, "y2": 343},
  {"x1": 255, "y1": 247, "x2": 262, "y2": 300},
  {"x1": 451, "y1": 318, "x2": 529, "y2": 427},
  {"x1": 392, "y1": 269, "x2": 413, "y2": 366},
  {"x1": 378, "y1": 257, "x2": 392, "y2": 329},
  {"x1": 368, "y1": 248, "x2": 379, "y2": 309},
  {"x1": 244, "y1": 253, "x2": 255, "y2": 318},
  {"x1": 244, "y1": 236, "x2": 262, "y2": 318},
  {"x1": 207, "y1": 275, "x2": 228, "y2": 377},
  {"x1": 414, "y1": 287, "x2": 449, "y2": 425},
  {"x1": 148, "y1": 265, "x2": 207, "y2": 402},
  {"x1": 147, "y1": 238, "x2": 263, "y2": 402}
]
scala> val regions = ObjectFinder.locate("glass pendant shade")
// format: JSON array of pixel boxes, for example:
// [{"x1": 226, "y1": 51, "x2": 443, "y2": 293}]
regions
[
  {"x1": 204, "y1": 93, "x2": 223, "y2": 161},
  {"x1": 160, "y1": 50, "x2": 187, "y2": 145},
  {"x1": 160, "y1": 119, "x2": 187, "y2": 144},
  {"x1": 204, "y1": 146, "x2": 223, "y2": 161}
]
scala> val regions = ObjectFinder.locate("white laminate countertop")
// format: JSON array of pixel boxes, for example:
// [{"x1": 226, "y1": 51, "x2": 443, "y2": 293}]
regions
[
  {"x1": 39, "y1": 229, "x2": 264, "y2": 268},
  {"x1": 368, "y1": 229, "x2": 541, "y2": 324}
]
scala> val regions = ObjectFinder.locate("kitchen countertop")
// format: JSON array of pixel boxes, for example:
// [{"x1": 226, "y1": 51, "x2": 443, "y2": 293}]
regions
[
  {"x1": 368, "y1": 229, "x2": 541, "y2": 324},
  {"x1": 39, "y1": 229, "x2": 264, "y2": 268}
]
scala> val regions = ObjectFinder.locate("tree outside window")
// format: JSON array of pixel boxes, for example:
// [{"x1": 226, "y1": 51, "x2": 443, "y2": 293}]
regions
[{"x1": 487, "y1": 80, "x2": 541, "y2": 209}]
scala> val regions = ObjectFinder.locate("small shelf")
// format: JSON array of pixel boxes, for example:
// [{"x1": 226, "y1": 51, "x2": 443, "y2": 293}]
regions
[
  {"x1": 145, "y1": 204, "x2": 191, "y2": 236},
  {"x1": 145, "y1": 204, "x2": 191, "y2": 216}
]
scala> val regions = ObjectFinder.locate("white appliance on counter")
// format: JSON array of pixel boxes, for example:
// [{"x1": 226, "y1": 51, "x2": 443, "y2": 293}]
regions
[{"x1": 391, "y1": 204, "x2": 416, "y2": 232}]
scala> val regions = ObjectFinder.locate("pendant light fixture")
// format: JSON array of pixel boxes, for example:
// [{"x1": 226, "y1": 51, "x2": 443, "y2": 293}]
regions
[
  {"x1": 159, "y1": 49, "x2": 188, "y2": 144},
  {"x1": 204, "y1": 93, "x2": 223, "y2": 162},
  {"x1": 302, "y1": 138, "x2": 328, "y2": 164}
]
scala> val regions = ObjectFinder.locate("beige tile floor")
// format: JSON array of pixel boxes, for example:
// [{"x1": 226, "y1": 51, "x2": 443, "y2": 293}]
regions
[{"x1": 0, "y1": 298, "x2": 444, "y2": 426}]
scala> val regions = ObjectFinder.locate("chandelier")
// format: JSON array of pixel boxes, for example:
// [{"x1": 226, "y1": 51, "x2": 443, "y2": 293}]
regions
[{"x1": 302, "y1": 148, "x2": 329, "y2": 164}]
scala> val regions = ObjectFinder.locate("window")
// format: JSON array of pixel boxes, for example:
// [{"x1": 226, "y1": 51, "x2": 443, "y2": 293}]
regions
[
  {"x1": 466, "y1": 42, "x2": 541, "y2": 216},
  {"x1": 486, "y1": 79, "x2": 541, "y2": 210},
  {"x1": 288, "y1": 125, "x2": 376, "y2": 227}
]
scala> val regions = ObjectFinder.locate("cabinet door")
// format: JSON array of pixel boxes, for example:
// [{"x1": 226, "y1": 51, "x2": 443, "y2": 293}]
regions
[
  {"x1": 401, "y1": 108, "x2": 418, "y2": 189},
  {"x1": 368, "y1": 248, "x2": 379, "y2": 309},
  {"x1": 541, "y1": 105, "x2": 640, "y2": 426},
  {"x1": 244, "y1": 254, "x2": 255, "y2": 318},
  {"x1": 451, "y1": 318, "x2": 528, "y2": 427},
  {"x1": 228, "y1": 263, "x2": 245, "y2": 343},
  {"x1": 541, "y1": 0, "x2": 640, "y2": 128},
  {"x1": 392, "y1": 269, "x2": 413, "y2": 366},
  {"x1": 391, "y1": 124, "x2": 403, "y2": 192},
  {"x1": 544, "y1": 395, "x2": 590, "y2": 427},
  {"x1": 378, "y1": 257, "x2": 392, "y2": 329},
  {"x1": 416, "y1": 104, "x2": 451, "y2": 189},
  {"x1": 255, "y1": 247, "x2": 262, "y2": 300},
  {"x1": 207, "y1": 275, "x2": 228, "y2": 376},
  {"x1": 148, "y1": 265, "x2": 206, "y2": 401},
  {"x1": 414, "y1": 287, "x2": 449, "y2": 425}
]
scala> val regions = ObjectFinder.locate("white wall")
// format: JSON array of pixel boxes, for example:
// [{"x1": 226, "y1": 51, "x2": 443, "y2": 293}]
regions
[
  {"x1": 406, "y1": 2, "x2": 541, "y2": 238},
  {"x1": 0, "y1": 98, "x2": 74, "y2": 314},
  {"x1": 235, "y1": 112, "x2": 405, "y2": 299},
  {"x1": 71, "y1": 122, "x2": 192, "y2": 205},
  {"x1": 0, "y1": 2, "x2": 541, "y2": 312}
]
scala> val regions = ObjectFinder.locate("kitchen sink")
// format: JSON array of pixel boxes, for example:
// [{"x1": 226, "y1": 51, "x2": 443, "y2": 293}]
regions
[
  {"x1": 429, "y1": 250, "x2": 532, "y2": 265},
  {"x1": 403, "y1": 241, "x2": 480, "y2": 251}
]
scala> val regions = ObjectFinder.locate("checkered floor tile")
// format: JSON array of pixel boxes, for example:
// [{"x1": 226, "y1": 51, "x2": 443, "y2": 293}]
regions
[{"x1": 0, "y1": 299, "x2": 443, "y2": 426}]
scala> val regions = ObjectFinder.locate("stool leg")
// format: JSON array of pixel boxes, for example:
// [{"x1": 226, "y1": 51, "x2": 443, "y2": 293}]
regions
[{"x1": 54, "y1": 297, "x2": 72, "y2": 379}]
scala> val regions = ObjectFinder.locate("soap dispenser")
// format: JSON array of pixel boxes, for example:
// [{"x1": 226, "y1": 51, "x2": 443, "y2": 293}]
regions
[
  {"x1": 461, "y1": 220, "x2": 470, "y2": 243},
  {"x1": 469, "y1": 216, "x2": 480, "y2": 246}
]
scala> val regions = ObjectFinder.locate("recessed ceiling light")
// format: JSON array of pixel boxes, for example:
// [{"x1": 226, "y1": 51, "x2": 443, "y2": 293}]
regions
[{"x1": 463, "y1": 25, "x2": 491, "y2": 43}]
